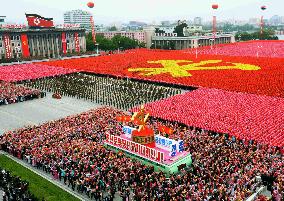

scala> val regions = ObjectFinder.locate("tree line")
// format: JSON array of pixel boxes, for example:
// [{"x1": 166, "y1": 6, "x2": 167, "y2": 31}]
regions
[
  {"x1": 235, "y1": 29, "x2": 278, "y2": 41},
  {"x1": 86, "y1": 33, "x2": 146, "y2": 52}
]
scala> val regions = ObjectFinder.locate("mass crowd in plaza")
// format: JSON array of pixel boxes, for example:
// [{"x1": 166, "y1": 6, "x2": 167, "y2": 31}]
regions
[
  {"x1": 23, "y1": 73, "x2": 182, "y2": 110},
  {"x1": 42, "y1": 44, "x2": 284, "y2": 98},
  {"x1": 0, "y1": 40, "x2": 283, "y2": 200},
  {"x1": 0, "y1": 107, "x2": 283, "y2": 200},
  {"x1": 0, "y1": 81, "x2": 44, "y2": 106},
  {"x1": 135, "y1": 88, "x2": 284, "y2": 147},
  {"x1": 0, "y1": 64, "x2": 78, "y2": 82},
  {"x1": 0, "y1": 167, "x2": 36, "y2": 201},
  {"x1": 186, "y1": 41, "x2": 284, "y2": 58}
]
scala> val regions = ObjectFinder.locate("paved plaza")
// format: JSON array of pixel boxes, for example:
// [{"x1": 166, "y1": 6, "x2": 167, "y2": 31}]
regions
[{"x1": 0, "y1": 92, "x2": 101, "y2": 135}]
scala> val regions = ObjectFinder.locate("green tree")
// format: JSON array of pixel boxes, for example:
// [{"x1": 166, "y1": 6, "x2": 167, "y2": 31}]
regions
[
  {"x1": 109, "y1": 26, "x2": 118, "y2": 31},
  {"x1": 174, "y1": 21, "x2": 188, "y2": 37},
  {"x1": 111, "y1": 35, "x2": 139, "y2": 50},
  {"x1": 138, "y1": 42, "x2": 146, "y2": 48},
  {"x1": 236, "y1": 29, "x2": 278, "y2": 41},
  {"x1": 86, "y1": 33, "x2": 95, "y2": 51}
]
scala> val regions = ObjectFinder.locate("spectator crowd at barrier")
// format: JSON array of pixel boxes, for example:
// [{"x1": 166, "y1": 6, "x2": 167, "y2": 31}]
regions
[
  {"x1": 0, "y1": 81, "x2": 45, "y2": 106},
  {"x1": 0, "y1": 167, "x2": 37, "y2": 201},
  {"x1": 23, "y1": 73, "x2": 182, "y2": 110},
  {"x1": 0, "y1": 107, "x2": 283, "y2": 200}
]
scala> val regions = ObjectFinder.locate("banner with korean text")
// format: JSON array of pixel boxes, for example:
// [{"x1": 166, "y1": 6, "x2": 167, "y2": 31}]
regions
[
  {"x1": 3, "y1": 34, "x2": 12, "y2": 59},
  {"x1": 62, "y1": 32, "x2": 67, "y2": 54},
  {"x1": 105, "y1": 133, "x2": 164, "y2": 163},
  {"x1": 74, "y1": 32, "x2": 80, "y2": 52}
]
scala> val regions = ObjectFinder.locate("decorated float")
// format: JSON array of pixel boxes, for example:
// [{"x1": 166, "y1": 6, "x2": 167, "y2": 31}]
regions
[{"x1": 104, "y1": 105, "x2": 192, "y2": 174}]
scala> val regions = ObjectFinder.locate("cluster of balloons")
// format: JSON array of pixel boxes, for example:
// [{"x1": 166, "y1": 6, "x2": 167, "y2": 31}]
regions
[{"x1": 211, "y1": 4, "x2": 267, "y2": 11}]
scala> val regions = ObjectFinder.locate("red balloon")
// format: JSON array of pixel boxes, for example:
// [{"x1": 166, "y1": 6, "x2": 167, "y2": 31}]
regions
[
  {"x1": 212, "y1": 4, "x2": 219, "y2": 9},
  {"x1": 87, "y1": 2, "x2": 95, "y2": 8}
]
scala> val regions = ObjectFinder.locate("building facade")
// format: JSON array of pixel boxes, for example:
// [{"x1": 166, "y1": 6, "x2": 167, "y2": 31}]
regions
[
  {"x1": 152, "y1": 33, "x2": 235, "y2": 50},
  {"x1": 0, "y1": 28, "x2": 86, "y2": 60},
  {"x1": 0, "y1": 16, "x2": 6, "y2": 24},
  {"x1": 64, "y1": 10, "x2": 92, "y2": 32},
  {"x1": 143, "y1": 26, "x2": 235, "y2": 49},
  {"x1": 183, "y1": 26, "x2": 203, "y2": 36},
  {"x1": 193, "y1": 17, "x2": 202, "y2": 25},
  {"x1": 97, "y1": 31, "x2": 146, "y2": 43}
]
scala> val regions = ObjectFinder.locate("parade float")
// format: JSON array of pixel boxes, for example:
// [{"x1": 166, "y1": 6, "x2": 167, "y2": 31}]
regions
[{"x1": 104, "y1": 105, "x2": 192, "y2": 174}]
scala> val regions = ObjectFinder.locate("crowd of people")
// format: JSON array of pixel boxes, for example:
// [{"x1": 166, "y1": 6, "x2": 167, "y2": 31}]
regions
[
  {"x1": 0, "y1": 63, "x2": 78, "y2": 82},
  {"x1": 0, "y1": 167, "x2": 37, "y2": 201},
  {"x1": 0, "y1": 107, "x2": 283, "y2": 200},
  {"x1": 23, "y1": 73, "x2": 182, "y2": 110},
  {"x1": 133, "y1": 87, "x2": 284, "y2": 147},
  {"x1": 185, "y1": 41, "x2": 284, "y2": 58},
  {"x1": 0, "y1": 81, "x2": 45, "y2": 106}
]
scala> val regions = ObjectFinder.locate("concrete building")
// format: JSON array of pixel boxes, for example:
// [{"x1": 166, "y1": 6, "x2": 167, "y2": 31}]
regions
[
  {"x1": 0, "y1": 27, "x2": 86, "y2": 60},
  {"x1": 158, "y1": 26, "x2": 175, "y2": 33},
  {"x1": 183, "y1": 26, "x2": 203, "y2": 36},
  {"x1": 161, "y1": 21, "x2": 171, "y2": 26},
  {"x1": 151, "y1": 33, "x2": 235, "y2": 50},
  {"x1": 269, "y1": 15, "x2": 282, "y2": 26},
  {"x1": 248, "y1": 18, "x2": 260, "y2": 25},
  {"x1": 0, "y1": 16, "x2": 6, "y2": 24},
  {"x1": 95, "y1": 24, "x2": 106, "y2": 32},
  {"x1": 143, "y1": 26, "x2": 235, "y2": 49},
  {"x1": 97, "y1": 31, "x2": 146, "y2": 43},
  {"x1": 144, "y1": 26, "x2": 156, "y2": 49},
  {"x1": 64, "y1": 10, "x2": 92, "y2": 32},
  {"x1": 193, "y1": 17, "x2": 202, "y2": 25}
]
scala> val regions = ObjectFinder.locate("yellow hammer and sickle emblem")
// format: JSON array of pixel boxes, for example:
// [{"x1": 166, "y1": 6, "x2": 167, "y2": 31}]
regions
[{"x1": 128, "y1": 60, "x2": 261, "y2": 77}]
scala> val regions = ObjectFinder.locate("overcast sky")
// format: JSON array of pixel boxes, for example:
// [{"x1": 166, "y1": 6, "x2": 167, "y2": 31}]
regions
[{"x1": 1, "y1": 0, "x2": 283, "y2": 25}]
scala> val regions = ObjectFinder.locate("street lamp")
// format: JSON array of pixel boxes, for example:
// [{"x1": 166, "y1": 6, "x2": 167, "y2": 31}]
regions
[
  {"x1": 117, "y1": 41, "x2": 121, "y2": 53},
  {"x1": 95, "y1": 43, "x2": 99, "y2": 55},
  {"x1": 238, "y1": 34, "x2": 242, "y2": 42},
  {"x1": 256, "y1": 45, "x2": 263, "y2": 58},
  {"x1": 209, "y1": 38, "x2": 214, "y2": 49},
  {"x1": 15, "y1": 46, "x2": 21, "y2": 64},
  {"x1": 195, "y1": 43, "x2": 201, "y2": 58}
]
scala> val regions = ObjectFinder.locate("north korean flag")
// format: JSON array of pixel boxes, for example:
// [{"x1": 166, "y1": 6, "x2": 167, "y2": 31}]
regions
[{"x1": 25, "y1": 14, "x2": 54, "y2": 28}]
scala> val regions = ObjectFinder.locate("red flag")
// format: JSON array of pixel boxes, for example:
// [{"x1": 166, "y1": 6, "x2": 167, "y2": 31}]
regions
[
  {"x1": 25, "y1": 14, "x2": 54, "y2": 28},
  {"x1": 3, "y1": 34, "x2": 12, "y2": 59},
  {"x1": 20, "y1": 34, "x2": 30, "y2": 58},
  {"x1": 62, "y1": 32, "x2": 67, "y2": 54},
  {"x1": 74, "y1": 32, "x2": 80, "y2": 52},
  {"x1": 158, "y1": 125, "x2": 173, "y2": 135},
  {"x1": 158, "y1": 125, "x2": 166, "y2": 133},
  {"x1": 123, "y1": 116, "x2": 131, "y2": 122}
]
